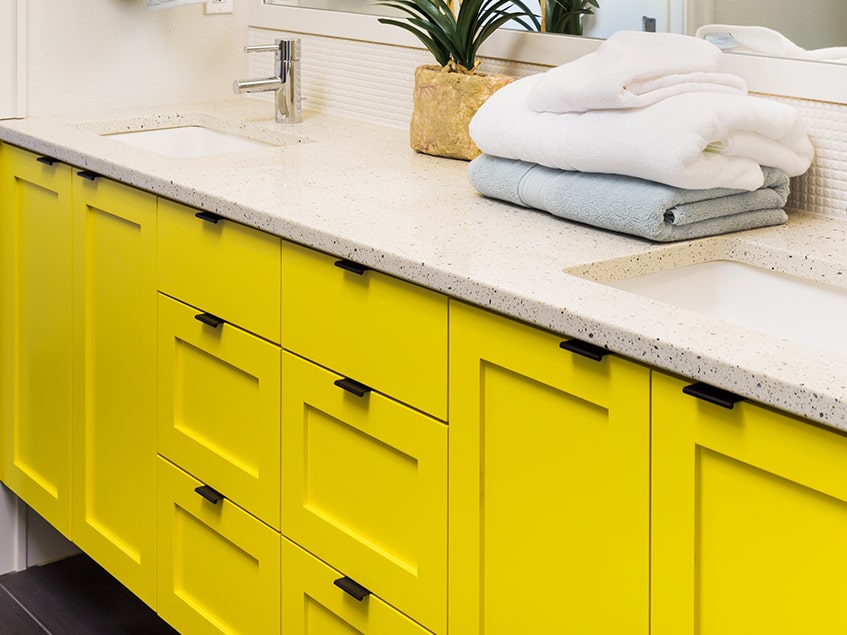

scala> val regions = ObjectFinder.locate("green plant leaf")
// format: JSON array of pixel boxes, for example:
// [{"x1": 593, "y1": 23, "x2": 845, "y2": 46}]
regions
[
  {"x1": 378, "y1": 0, "x2": 540, "y2": 71},
  {"x1": 377, "y1": 17, "x2": 452, "y2": 66}
]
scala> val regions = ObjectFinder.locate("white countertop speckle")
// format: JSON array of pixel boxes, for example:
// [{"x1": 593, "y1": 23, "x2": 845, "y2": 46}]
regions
[{"x1": 3, "y1": 98, "x2": 846, "y2": 428}]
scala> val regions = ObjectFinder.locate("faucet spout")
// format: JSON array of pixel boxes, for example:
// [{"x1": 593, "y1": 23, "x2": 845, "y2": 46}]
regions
[{"x1": 234, "y1": 39, "x2": 301, "y2": 124}]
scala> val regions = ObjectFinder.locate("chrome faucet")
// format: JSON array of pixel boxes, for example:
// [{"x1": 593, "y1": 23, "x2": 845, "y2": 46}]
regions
[{"x1": 233, "y1": 38, "x2": 301, "y2": 124}]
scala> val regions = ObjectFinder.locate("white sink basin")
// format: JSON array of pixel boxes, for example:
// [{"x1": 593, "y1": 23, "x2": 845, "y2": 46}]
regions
[
  {"x1": 104, "y1": 125, "x2": 276, "y2": 157},
  {"x1": 607, "y1": 260, "x2": 847, "y2": 356}
]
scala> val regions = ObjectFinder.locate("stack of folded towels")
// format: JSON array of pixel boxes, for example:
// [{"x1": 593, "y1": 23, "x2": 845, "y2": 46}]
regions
[{"x1": 467, "y1": 31, "x2": 815, "y2": 242}]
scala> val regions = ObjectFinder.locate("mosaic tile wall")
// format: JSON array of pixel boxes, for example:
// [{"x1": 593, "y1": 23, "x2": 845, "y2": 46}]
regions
[{"x1": 249, "y1": 27, "x2": 847, "y2": 219}]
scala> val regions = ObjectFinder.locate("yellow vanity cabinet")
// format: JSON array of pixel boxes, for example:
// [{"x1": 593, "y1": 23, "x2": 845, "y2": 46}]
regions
[
  {"x1": 651, "y1": 371, "x2": 847, "y2": 635},
  {"x1": 448, "y1": 301, "x2": 651, "y2": 635},
  {"x1": 281, "y1": 241, "x2": 448, "y2": 421},
  {"x1": 281, "y1": 351, "x2": 447, "y2": 634},
  {"x1": 155, "y1": 199, "x2": 284, "y2": 633},
  {"x1": 282, "y1": 538, "x2": 433, "y2": 635},
  {"x1": 157, "y1": 456, "x2": 281, "y2": 635},
  {"x1": 0, "y1": 143, "x2": 73, "y2": 536},
  {"x1": 70, "y1": 171, "x2": 158, "y2": 606}
]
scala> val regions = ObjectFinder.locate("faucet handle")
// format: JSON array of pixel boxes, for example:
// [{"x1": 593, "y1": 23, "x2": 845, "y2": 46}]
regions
[{"x1": 244, "y1": 43, "x2": 279, "y2": 54}]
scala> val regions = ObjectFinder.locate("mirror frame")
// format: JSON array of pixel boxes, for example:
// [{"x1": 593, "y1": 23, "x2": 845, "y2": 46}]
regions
[{"x1": 249, "y1": 0, "x2": 847, "y2": 104}]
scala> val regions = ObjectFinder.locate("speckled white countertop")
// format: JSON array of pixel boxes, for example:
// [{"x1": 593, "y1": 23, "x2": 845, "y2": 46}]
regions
[{"x1": 2, "y1": 98, "x2": 846, "y2": 428}]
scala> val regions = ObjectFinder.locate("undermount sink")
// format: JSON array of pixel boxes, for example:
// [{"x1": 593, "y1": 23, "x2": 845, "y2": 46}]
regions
[
  {"x1": 104, "y1": 125, "x2": 276, "y2": 157},
  {"x1": 606, "y1": 260, "x2": 847, "y2": 356}
]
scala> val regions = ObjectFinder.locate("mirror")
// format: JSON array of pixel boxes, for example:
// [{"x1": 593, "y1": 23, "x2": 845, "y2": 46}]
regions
[{"x1": 263, "y1": 0, "x2": 847, "y2": 59}]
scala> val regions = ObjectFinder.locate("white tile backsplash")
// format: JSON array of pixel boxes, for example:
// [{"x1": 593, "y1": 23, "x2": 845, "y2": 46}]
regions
[{"x1": 249, "y1": 27, "x2": 847, "y2": 219}]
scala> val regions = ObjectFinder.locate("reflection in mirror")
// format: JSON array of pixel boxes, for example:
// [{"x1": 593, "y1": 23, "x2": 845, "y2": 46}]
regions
[{"x1": 263, "y1": 0, "x2": 847, "y2": 60}]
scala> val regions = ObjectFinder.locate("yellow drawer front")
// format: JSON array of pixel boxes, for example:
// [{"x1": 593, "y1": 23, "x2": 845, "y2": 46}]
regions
[
  {"x1": 158, "y1": 294, "x2": 281, "y2": 529},
  {"x1": 653, "y1": 371, "x2": 847, "y2": 635},
  {"x1": 158, "y1": 198, "x2": 281, "y2": 342},
  {"x1": 0, "y1": 144, "x2": 73, "y2": 535},
  {"x1": 282, "y1": 351, "x2": 447, "y2": 634},
  {"x1": 282, "y1": 538, "x2": 433, "y2": 635},
  {"x1": 157, "y1": 456, "x2": 281, "y2": 635},
  {"x1": 281, "y1": 241, "x2": 447, "y2": 420}
]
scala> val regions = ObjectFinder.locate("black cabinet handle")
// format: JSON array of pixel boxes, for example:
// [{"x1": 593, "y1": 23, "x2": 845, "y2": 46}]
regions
[
  {"x1": 195, "y1": 312, "x2": 224, "y2": 328},
  {"x1": 194, "y1": 485, "x2": 225, "y2": 504},
  {"x1": 333, "y1": 576, "x2": 371, "y2": 601},
  {"x1": 334, "y1": 259, "x2": 369, "y2": 275},
  {"x1": 77, "y1": 170, "x2": 100, "y2": 181},
  {"x1": 682, "y1": 382, "x2": 744, "y2": 410},
  {"x1": 195, "y1": 211, "x2": 223, "y2": 224},
  {"x1": 559, "y1": 339, "x2": 609, "y2": 362},
  {"x1": 36, "y1": 156, "x2": 58, "y2": 166},
  {"x1": 334, "y1": 377, "x2": 372, "y2": 397}
]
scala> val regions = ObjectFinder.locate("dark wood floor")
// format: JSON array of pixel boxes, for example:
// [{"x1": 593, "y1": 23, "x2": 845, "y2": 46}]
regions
[{"x1": 0, "y1": 554, "x2": 178, "y2": 634}]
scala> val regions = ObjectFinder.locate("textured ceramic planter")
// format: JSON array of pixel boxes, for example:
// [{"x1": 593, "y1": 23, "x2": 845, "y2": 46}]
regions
[{"x1": 410, "y1": 64, "x2": 513, "y2": 161}]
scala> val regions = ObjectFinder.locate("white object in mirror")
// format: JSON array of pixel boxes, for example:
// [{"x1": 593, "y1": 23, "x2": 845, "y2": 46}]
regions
[{"x1": 697, "y1": 25, "x2": 847, "y2": 63}]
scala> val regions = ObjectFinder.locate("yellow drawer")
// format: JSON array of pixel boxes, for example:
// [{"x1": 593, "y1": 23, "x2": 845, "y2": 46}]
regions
[
  {"x1": 158, "y1": 198, "x2": 281, "y2": 342},
  {"x1": 158, "y1": 293, "x2": 281, "y2": 529},
  {"x1": 281, "y1": 352, "x2": 447, "y2": 633},
  {"x1": 282, "y1": 538, "x2": 432, "y2": 635},
  {"x1": 281, "y1": 241, "x2": 447, "y2": 420},
  {"x1": 157, "y1": 456, "x2": 280, "y2": 635}
]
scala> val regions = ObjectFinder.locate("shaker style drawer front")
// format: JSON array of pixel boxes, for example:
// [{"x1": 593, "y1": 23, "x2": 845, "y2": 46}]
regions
[
  {"x1": 157, "y1": 198, "x2": 281, "y2": 342},
  {"x1": 281, "y1": 351, "x2": 447, "y2": 634},
  {"x1": 157, "y1": 457, "x2": 281, "y2": 635},
  {"x1": 281, "y1": 241, "x2": 448, "y2": 420},
  {"x1": 282, "y1": 538, "x2": 432, "y2": 635},
  {"x1": 158, "y1": 294, "x2": 281, "y2": 529}
]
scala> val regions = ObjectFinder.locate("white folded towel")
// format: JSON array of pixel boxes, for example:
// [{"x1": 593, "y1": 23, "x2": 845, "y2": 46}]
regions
[
  {"x1": 527, "y1": 31, "x2": 747, "y2": 113},
  {"x1": 469, "y1": 74, "x2": 814, "y2": 191}
]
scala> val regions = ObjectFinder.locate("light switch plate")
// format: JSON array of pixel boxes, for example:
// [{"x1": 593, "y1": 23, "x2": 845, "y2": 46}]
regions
[{"x1": 205, "y1": 0, "x2": 233, "y2": 14}]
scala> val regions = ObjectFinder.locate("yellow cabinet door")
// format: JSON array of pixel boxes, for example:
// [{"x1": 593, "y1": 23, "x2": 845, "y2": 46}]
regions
[
  {"x1": 0, "y1": 144, "x2": 73, "y2": 535},
  {"x1": 282, "y1": 538, "x2": 433, "y2": 635},
  {"x1": 71, "y1": 173, "x2": 157, "y2": 605},
  {"x1": 282, "y1": 351, "x2": 447, "y2": 633},
  {"x1": 158, "y1": 456, "x2": 281, "y2": 635},
  {"x1": 158, "y1": 293, "x2": 281, "y2": 530},
  {"x1": 652, "y1": 371, "x2": 847, "y2": 635},
  {"x1": 449, "y1": 301, "x2": 651, "y2": 635}
]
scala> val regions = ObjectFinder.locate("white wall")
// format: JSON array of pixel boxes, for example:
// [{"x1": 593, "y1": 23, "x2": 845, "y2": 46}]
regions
[
  {"x1": 26, "y1": 0, "x2": 250, "y2": 116},
  {"x1": 0, "y1": 0, "x2": 22, "y2": 118},
  {"x1": 0, "y1": 484, "x2": 24, "y2": 574}
]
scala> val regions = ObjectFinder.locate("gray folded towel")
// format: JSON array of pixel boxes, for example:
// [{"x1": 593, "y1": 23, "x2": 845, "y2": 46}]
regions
[{"x1": 467, "y1": 154, "x2": 790, "y2": 242}]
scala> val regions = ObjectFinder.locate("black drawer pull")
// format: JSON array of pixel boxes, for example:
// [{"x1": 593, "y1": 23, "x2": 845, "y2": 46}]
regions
[
  {"x1": 683, "y1": 382, "x2": 744, "y2": 410},
  {"x1": 36, "y1": 156, "x2": 58, "y2": 166},
  {"x1": 195, "y1": 210, "x2": 223, "y2": 224},
  {"x1": 194, "y1": 485, "x2": 225, "y2": 504},
  {"x1": 559, "y1": 339, "x2": 609, "y2": 362},
  {"x1": 195, "y1": 312, "x2": 224, "y2": 328},
  {"x1": 334, "y1": 377, "x2": 372, "y2": 397},
  {"x1": 333, "y1": 576, "x2": 371, "y2": 601},
  {"x1": 77, "y1": 170, "x2": 100, "y2": 181},
  {"x1": 334, "y1": 259, "x2": 369, "y2": 275}
]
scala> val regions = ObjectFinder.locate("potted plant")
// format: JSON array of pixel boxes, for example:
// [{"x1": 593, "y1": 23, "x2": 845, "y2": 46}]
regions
[
  {"x1": 378, "y1": 0, "x2": 538, "y2": 160},
  {"x1": 540, "y1": 0, "x2": 599, "y2": 36}
]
